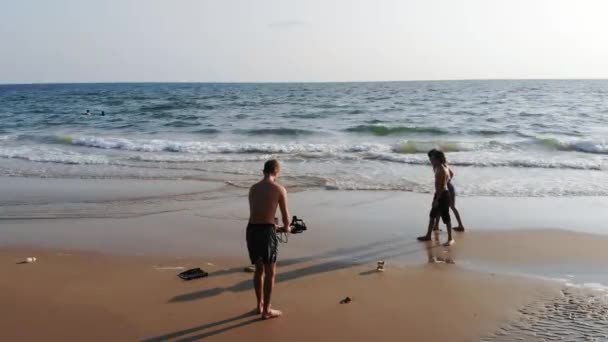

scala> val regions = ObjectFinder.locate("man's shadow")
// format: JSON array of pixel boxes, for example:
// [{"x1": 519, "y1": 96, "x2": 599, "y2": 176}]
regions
[
  {"x1": 169, "y1": 237, "x2": 427, "y2": 303},
  {"x1": 141, "y1": 311, "x2": 260, "y2": 342}
]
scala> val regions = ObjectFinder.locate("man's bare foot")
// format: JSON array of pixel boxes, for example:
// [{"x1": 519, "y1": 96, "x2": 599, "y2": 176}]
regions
[
  {"x1": 262, "y1": 308, "x2": 282, "y2": 320},
  {"x1": 453, "y1": 226, "x2": 465, "y2": 232},
  {"x1": 417, "y1": 235, "x2": 432, "y2": 241},
  {"x1": 443, "y1": 239, "x2": 455, "y2": 246}
]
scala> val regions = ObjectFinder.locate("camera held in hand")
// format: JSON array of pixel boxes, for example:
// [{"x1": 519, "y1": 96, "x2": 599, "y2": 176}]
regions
[{"x1": 290, "y1": 216, "x2": 307, "y2": 234}]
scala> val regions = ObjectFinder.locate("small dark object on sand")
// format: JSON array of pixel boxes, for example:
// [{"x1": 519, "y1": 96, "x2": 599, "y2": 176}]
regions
[
  {"x1": 178, "y1": 268, "x2": 208, "y2": 280},
  {"x1": 340, "y1": 296, "x2": 352, "y2": 304},
  {"x1": 244, "y1": 265, "x2": 255, "y2": 273}
]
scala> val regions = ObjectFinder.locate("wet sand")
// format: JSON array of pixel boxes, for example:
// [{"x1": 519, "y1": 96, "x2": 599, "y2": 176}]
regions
[
  {"x1": 453, "y1": 229, "x2": 608, "y2": 265},
  {"x1": 484, "y1": 287, "x2": 608, "y2": 341},
  {"x1": 1, "y1": 177, "x2": 608, "y2": 341}
]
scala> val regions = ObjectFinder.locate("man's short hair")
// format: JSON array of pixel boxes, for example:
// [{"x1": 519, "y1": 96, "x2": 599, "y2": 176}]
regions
[{"x1": 263, "y1": 159, "x2": 280, "y2": 175}]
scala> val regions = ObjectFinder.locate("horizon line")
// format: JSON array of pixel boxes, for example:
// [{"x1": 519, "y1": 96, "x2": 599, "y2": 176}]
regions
[{"x1": 1, "y1": 77, "x2": 608, "y2": 86}]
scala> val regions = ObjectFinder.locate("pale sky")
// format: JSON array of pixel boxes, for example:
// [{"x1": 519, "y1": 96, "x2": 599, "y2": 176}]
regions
[{"x1": 1, "y1": 0, "x2": 608, "y2": 83}]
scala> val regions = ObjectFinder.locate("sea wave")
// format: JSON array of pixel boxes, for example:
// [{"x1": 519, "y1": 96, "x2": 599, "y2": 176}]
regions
[
  {"x1": 48, "y1": 135, "x2": 387, "y2": 154},
  {"x1": 163, "y1": 120, "x2": 201, "y2": 128},
  {"x1": 140, "y1": 101, "x2": 195, "y2": 112},
  {"x1": 193, "y1": 128, "x2": 222, "y2": 134},
  {"x1": 128, "y1": 154, "x2": 271, "y2": 163},
  {"x1": 235, "y1": 128, "x2": 318, "y2": 136},
  {"x1": 345, "y1": 124, "x2": 448, "y2": 136},
  {"x1": 362, "y1": 152, "x2": 601, "y2": 170},
  {"x1": 536, "y1": 137, "x2": 608, "y2": 154},
  {"x1": 7, "y1": 133, "x2": 608, "y2": 157},
  {"x1": 391, "y1": 141, "x2": 479, "y2": 154}
]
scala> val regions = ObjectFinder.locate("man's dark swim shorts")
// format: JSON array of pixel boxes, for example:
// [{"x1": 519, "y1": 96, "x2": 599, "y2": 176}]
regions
[
  {"x1": 246, "y1": 223, "x2": 278, "y2": 264},
  {"x1": 430, "y1": 190, "x2": 451, "y2": 224}
]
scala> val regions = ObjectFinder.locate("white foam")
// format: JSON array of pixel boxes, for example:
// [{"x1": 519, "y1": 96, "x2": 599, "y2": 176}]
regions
[
  {"x1": 568, "y1": 141, "x2": 608, "y2": 154},
  {"x1": 70, "y1": 135, "x2": 390, "y2": 154},
  {"x1": 0, "y1": 146, "x2": 108, "y2": 165},
  {"x1": 56, "y1": 135, "x2": 608, "y2": 171},
  {"x1": 583, "y1": 282, "x2": 608, "y2": 292},
  {"x1": 363, "y1": 151, "x2": 603, "y2": 170},
  {"x1": 128, "y1": 154, "x2": 271, "y2": 163},
  {"x1": 505, "y1": 274, "x2": 608, "y2": 294}
]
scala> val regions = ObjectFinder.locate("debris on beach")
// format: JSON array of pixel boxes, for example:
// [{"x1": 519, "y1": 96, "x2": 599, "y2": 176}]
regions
[
  {"x1": 376, "y1": 260, "x2": 385, "y2": 272},
  {"x1": 154, "y1": 266, "x2": 185, "y2": 271},
  {"x1": 26, "y1": 257, "x2": 37, "y2": 263},
  {"x1": 244, "y1": 265, "x2": 255, "y2": 273},
  {"x1": 177, "y1": 268, "x2": 209, "y2": 280},
  {"x1": 340, "y1": 297, "x2": 352, "y2": 304}
]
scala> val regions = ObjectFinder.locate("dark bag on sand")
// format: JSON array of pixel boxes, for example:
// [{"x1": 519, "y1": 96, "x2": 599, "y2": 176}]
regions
[{"x1": 178, "y1": 268, "x2": 208, "y2": 281}]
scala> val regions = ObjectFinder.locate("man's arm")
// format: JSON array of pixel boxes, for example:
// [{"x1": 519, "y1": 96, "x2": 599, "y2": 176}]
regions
[
  {"x1": 248, "y1": 186, "x2": 254, "y2": 216},
  {"x1": 449, "y1": 167, "x2": 454, "y2": 179},
  {"x1": 278, "y1": 186, "x2": 291, "y2": 231}
]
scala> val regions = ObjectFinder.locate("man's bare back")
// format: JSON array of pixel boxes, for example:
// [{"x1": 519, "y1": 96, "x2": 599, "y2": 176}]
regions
[{"x1": 249, "y1": 179, "x2": 290, "y2": 229}]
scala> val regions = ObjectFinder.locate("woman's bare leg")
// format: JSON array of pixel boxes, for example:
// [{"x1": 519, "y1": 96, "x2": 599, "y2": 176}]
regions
[{"x1": 451, "y1": 205, "x2": 465, "y2": 231}]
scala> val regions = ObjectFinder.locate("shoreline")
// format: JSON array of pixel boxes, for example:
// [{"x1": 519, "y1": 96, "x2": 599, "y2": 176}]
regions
[{"x1": 2, "y1": 176, "x2": 608, "y2": 282}]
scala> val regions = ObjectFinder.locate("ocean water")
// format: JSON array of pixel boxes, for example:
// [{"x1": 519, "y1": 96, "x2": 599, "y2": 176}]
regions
[{"x1": 1, "y1": 80, "x2": 607, "y2": 196}]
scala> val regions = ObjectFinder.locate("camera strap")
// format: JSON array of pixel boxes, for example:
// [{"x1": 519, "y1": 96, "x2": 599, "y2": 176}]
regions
[{"x1": 277, "y1": 231, "x2": 289, "y2": 243}]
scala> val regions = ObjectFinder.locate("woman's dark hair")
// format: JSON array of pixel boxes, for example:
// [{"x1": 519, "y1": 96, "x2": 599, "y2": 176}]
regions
[
  {"x1": 427, "y1": 148, "x2": 439, "y2": 158},
  {"x1": 433, "y1": 150, "x2": 447, "y2": 164}
]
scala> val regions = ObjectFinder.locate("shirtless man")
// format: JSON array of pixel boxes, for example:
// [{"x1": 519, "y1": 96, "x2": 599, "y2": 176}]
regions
[
  {"x1": 418, "y1": 150, "x2": 454, "y2": 246},
  {"x1": 427, "y1": 149, "x2": 465, "y2": 232},
  {"x1": 247, "y1": 159, "x2": 290, "y2": 320}
]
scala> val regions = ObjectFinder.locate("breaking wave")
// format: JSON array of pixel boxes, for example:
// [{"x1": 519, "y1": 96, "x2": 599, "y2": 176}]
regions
[{"x1": 344, "y1": 125, "x2": 448, "y2": 136}]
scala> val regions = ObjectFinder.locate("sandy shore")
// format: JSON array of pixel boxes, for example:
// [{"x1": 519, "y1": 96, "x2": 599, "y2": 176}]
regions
[
  {"x1": 0, "y1": 248, "x2": 560, "y2": 342},
  {"x1": 1, "y1": 177, "x2": 608, "y2": 341}
]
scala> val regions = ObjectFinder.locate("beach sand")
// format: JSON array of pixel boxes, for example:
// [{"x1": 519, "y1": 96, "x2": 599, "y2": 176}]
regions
[
  {"x1": 0, "y1": 248, "x2": 560, "y2": 342},
  {"x1": 1, "y1": 177, "x2": 608, "y2": 341}
]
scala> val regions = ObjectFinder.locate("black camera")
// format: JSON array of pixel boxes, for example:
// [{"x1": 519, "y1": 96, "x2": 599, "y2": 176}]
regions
[{"x1": 290, "y1": 216, "x2": 307, "y2": 234}]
